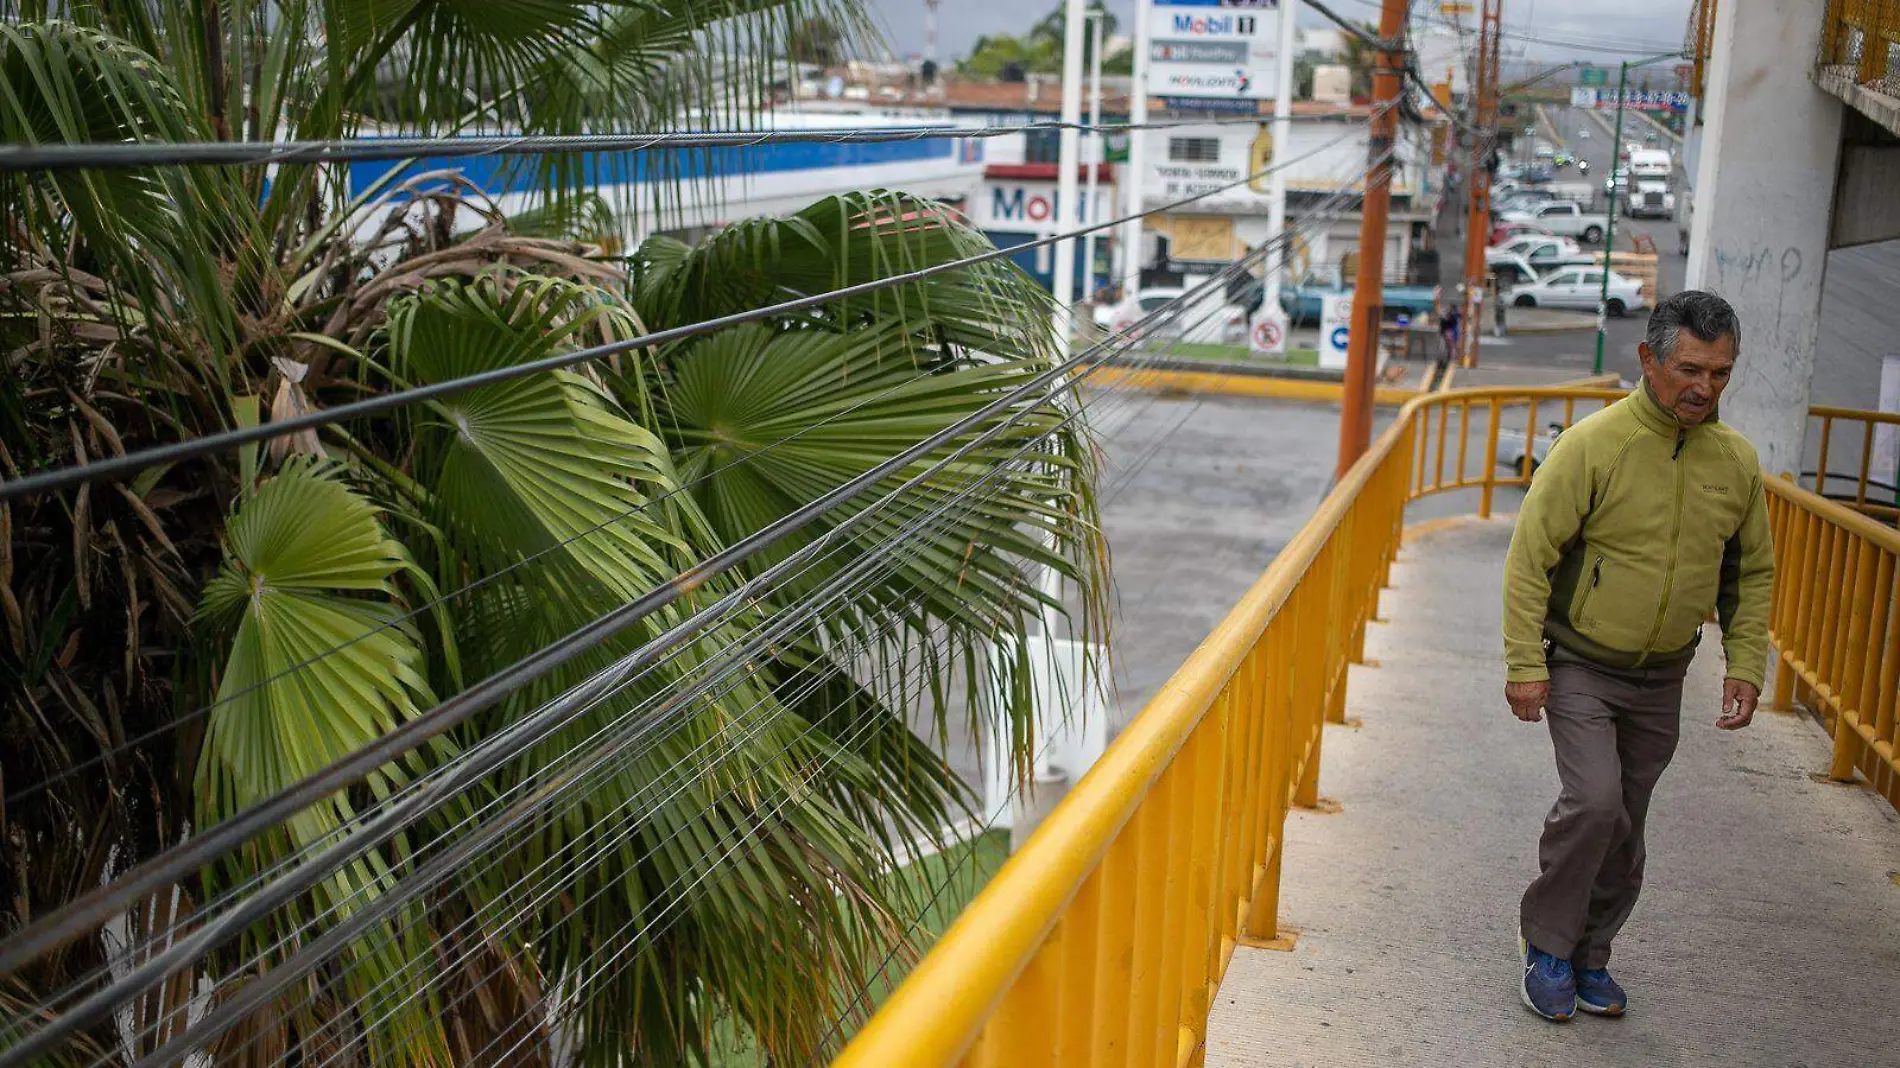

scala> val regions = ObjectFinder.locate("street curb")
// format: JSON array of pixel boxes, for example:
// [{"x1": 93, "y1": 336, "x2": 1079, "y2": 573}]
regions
[
  {"x1": 1503, "y1": 320, "x2": 1600, "y2": 335},
  {"x1": 1091, "y1": 368, "x2": 1622, "y2": 406},
  {"x1": 1088, "y1": 366, "x2": 1422, "y2": 407}
]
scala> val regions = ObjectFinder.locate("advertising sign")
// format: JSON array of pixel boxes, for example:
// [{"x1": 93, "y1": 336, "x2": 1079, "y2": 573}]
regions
[
  {"x1": 1319, "y1": 292, "x2": 1353, "y2": 371},
  {"x1": 1574, "y1": 88, "x2": 1692, "y2": 112},
  {"x1": 1147, "y1": 0, "x2": 1283, "y2": 105}
]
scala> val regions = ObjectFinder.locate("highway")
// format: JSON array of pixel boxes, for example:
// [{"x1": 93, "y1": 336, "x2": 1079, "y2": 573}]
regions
[{"x1": 1527, "y1": 105, "x2": 1894, "y2": 414}]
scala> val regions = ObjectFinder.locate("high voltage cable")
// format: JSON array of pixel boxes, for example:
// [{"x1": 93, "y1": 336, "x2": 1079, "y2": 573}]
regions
[
  {"x1": 0, "y1": 161, "x2": 1385, "y2": 1064},
  {"x1": 0, "y1": 114, "x2": 1357, "y2": 172},
  {"x1": 19, "y1": 183, "x2": 1350, "y2": 1020},
  {"x1": 0, "y1": 105, "x2": 1396, "y2": 503},
  {"x1": 116, "y1": 372, "x2": 1125, "y2": 1068},
  {"x1": 210, "y1": 409, "x2": 1087, "y2": 1068}
]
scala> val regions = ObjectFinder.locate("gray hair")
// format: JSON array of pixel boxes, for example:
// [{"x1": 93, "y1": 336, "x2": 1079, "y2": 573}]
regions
[{"x1": 1644, "y1": 290, "x2": 1741, "y2": 362}]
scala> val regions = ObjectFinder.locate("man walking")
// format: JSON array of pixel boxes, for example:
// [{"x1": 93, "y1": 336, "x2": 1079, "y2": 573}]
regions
[{"x1": 1500, "y1": 290, "x2": 1774, "y2": 1022}]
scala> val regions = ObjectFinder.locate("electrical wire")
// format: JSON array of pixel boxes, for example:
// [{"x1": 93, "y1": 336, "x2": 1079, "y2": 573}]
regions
[
  {"x1": 0, "y1": 188, "x2": 1352, "y2": 1067},
  {"x1": 0, "y1": 114, "x2": 1351, "y2": 172},
  {"x1": 17, "y1": 205, "x2": 1316, "y2": 1027},
  {"x1": 0, "y1": 106, "x2": 1395, "y2": 503}
]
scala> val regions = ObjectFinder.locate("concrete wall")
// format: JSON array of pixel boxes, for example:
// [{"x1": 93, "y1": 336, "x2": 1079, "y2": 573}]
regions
[{"x1": 1685, "y1": 0, "x2": 1844, "y2": 476}]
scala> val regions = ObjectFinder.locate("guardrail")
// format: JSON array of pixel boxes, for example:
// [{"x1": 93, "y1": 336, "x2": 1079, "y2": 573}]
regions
[
  {"x1": 1768, "y1": 474, "x2": 1900, "y2": 809},
  {"x1": 1823, "y1": 0, "x2": 1900, "y2": 95},
  {"x1": 832, "y1": 385, "x2": 1893, "y2": 1066},
  {"x1": 1806, "y1": 405, "x2": 1900, "y2": 522}
]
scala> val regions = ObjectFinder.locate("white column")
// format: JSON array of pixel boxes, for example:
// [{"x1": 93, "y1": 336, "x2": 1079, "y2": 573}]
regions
[
  {"x1": 1121, "y1": 0, "x2": 1153, "y2": 302},
  {"x1": 1684, "y1": 0, "x2": 1842, "y2": 477},
  {"x1": 1081, "y1": 12, "x2": 1105, "y2": 305},
  {"x1": 1051, "y1": 0, "x2": 1088, "y2": 355},
  {"x1": 1262, "y1": 0, "x2": 1300, "y2": 316}
]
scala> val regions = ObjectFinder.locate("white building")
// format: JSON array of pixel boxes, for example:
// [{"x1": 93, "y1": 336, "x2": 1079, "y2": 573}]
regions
[{"x1": 1135, "y1": 105, "x2": 1435, "y2": 290}]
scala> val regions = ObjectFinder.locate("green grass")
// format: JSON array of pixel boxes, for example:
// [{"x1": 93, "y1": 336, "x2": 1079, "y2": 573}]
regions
[
  {"x1": 710, "y1": 829, "x2": 1012, "y2": 1064},
  {"x1": 1163, "y1": 342, "x2": 1321, "y2": 367}
]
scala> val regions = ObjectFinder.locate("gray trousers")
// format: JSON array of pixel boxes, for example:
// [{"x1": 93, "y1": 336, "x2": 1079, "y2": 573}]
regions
[{"x1": 1521, "y1": 644, "x2": 1689, "y2": 970}]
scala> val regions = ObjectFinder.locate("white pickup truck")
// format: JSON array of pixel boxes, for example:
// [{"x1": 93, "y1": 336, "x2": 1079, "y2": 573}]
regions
[{"x1": 1500, "y1": 201, "x2": 1609, "y2": 245}]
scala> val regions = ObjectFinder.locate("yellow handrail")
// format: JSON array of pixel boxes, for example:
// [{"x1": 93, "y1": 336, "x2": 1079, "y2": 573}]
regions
[
  {"x1": 1826, "y1": 0, "x2": 1898, "y2": 88},
  {"x1": 833, "y1": 385, "x2": 1897, "y2": 1067},
  {"x1": 1804, "y1": 405, "x2": 1900, "y2": 522}
]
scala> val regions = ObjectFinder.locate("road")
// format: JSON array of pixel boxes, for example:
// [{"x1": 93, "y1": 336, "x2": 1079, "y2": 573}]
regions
[{"x1": 1522, "y1": 105, "x2": 1896, "y2": 418}]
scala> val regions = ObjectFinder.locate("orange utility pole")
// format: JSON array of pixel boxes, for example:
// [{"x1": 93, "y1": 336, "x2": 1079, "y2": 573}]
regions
[
  {"x1": 1460, "y1": 0, "x2": 1502, "y2": 368},
  {"x1": 1335, "y1": 0, "x2": 1407, "y2": 478}
]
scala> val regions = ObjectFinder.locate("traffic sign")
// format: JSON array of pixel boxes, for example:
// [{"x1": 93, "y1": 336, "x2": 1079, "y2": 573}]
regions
[
  {"x1": 1250, "y1": 312, "x2": 1287, "y2": 356},
  {"x1": 1579, "y1": 67, "x2": 1608, "y2": 87},
  {"x1": 1319, "y1": 293, "x2": 1353, "y2": 371}
]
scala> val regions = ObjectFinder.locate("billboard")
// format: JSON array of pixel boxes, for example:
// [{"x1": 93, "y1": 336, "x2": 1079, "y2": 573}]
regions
[{"x1": 1146, "y1": 0, "x2": 1284, "y2": 105}]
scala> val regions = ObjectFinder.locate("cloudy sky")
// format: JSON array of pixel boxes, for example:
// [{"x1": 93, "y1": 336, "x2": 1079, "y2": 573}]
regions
[{"x1": 866, "y1": 0, "x2": 1695, "y2": 66}]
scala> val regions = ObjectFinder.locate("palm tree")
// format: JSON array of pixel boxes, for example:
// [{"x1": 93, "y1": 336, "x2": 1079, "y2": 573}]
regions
[{"x1": 0, "y1": 4, "x2": 1104, "y2": 1065}]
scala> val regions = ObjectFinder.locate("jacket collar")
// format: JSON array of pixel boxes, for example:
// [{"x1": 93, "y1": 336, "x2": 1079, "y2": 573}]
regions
[{"x1": 1631, "y1": 377, "x2": 1719, "y2": 438}]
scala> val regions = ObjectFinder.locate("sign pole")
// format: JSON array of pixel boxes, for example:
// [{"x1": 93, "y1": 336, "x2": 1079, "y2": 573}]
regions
[
  {"x1": 1337, "y1": 0, "x2": 1406, "y2": 478},
  {"x1": 1052, "y1": 0, "x2": 1088, "y2": 358},
  {"x1": 1120, "y1": 0, "x2": 1152, "y2": 304},
  {"x1": 1261, "y1": 0, "x2": 1299, "y2": 337}
]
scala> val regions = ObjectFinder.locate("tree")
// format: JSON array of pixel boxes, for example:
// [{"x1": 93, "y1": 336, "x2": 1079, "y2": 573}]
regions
[
  {"x1": 790, "y1": 15, "x2": 846, "y2": 68},
  {"x1": 0, "y1": 3, "x2": 1103, "y2": 1064},
  {"x1": 1338, "y1": 21, "x2": 1381, "y2": 100},
  {"x1": 957, "y1": 2, "x2": 1127, "y2": 79}
]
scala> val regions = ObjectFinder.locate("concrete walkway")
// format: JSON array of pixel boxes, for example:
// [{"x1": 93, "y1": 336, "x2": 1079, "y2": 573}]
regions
[{"x1": 1205, "y1": 516, "x2": 1900, "y2": 1067}]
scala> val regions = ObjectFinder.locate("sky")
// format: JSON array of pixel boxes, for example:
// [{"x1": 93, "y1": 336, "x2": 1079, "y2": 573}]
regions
[{"x1": 865, "y1": 0, "x2": 1696, "y2": 67}]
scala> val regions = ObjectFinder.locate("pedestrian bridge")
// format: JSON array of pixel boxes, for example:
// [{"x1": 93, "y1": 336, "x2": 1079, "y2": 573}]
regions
[{"x1": 834, "y1": 387, "x2": 1900, "y2": 1067}]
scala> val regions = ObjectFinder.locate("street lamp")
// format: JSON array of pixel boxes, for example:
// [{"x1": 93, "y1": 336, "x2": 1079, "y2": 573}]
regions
[{"x1": 1593, "y1": 50, "x2": 1686, "y2": 375}]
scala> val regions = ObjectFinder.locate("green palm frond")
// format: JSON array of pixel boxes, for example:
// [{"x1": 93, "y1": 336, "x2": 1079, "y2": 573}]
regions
[{"x1": 194, "y1": 456, "x2": 449, "y2": 1066}]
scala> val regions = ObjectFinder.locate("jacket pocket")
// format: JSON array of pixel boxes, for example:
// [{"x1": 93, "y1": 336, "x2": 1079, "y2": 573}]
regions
[{"x1": 1571, "y1": 549, "x2": 1663, "y2": 653}]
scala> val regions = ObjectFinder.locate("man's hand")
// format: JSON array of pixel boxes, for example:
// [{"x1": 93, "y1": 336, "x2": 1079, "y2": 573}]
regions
[
  {"x1": 1718, "y1": 678, "x2": 1759, "y2": 730},
  {"x1": 1506, "y1": 680, "x2": 1550, "y2": 723}
]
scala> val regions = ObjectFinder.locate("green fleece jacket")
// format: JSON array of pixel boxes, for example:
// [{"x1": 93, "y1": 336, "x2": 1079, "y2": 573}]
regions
[{"x1": 1502, "y1": 383, "x2": 1775, "y2": 688}]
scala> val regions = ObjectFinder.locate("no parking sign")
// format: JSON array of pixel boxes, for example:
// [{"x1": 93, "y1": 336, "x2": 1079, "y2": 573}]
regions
[
  {"x1": 1319, "y1": 293, "x2": 1353, "y2": 370},
  {"x1": 1250, "y1": 311, "x2": 1287, "y2": 356}
]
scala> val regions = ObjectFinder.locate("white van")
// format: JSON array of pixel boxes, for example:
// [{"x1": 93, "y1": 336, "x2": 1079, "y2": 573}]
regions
[{"x1": 1629, "y1": 148, "x2": 1672, "y2": 179}]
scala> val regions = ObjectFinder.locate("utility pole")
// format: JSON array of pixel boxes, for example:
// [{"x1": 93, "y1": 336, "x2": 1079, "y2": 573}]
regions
[
  {"x1": 1336, "y1": 0, "x2": 1407, "y2": 477},
  {"x1": 1080, "y1": 10, "x2": 1104, "y2": 305},
  {"x1": 1052, "y1": 0, "x2": 1087, "y2": 357},
  {"x1": 1460, "y1": 0, "x2": 1501, "y2": 369},
  {"x1": 1592, "y1": 59, "x2": 1630, "y2": 375}
]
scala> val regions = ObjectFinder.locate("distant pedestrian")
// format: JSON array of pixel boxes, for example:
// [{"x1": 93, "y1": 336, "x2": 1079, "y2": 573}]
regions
[
  {"x1": 1437, "y1": 304, "x2": 1461, "y2": 372},
  {"x1": 1502, "y1": 290, "x2": 1773, "y2": 1023},
  {"x1": 1493, "y1": 278, "x2": 1508, "y2": 337}
]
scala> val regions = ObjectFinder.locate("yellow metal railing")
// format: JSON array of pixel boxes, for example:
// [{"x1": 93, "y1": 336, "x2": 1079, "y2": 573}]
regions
[
  {"x1": 1768, "y1": 475, "x2": 1900, "y2": 809},
  {"x1": 833, "y1": 385, "x2": 1894, "y2": 1067},
  {"x1": 1806, "y1": 405, "x2": 1900, "y2": 522},
  {"x1": 1824, "y1": 0, "x2": 1900, "y2": 92}
]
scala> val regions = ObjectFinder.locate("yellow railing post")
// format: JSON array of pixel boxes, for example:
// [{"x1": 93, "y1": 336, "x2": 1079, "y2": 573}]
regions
[
  {"x1": 1480, "y1": 399, "x2": 1502, "y2": 517},
  {"x1": 1829, "y1": 540, "x2": 1877, "y2": 781}
]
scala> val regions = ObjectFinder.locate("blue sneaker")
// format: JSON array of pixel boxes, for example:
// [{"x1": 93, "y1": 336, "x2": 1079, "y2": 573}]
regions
[
  {"x1": 1518, "y1": 934, "x2": 1575, "y2": 1021},
  {"x1": 1574, "y1": 966, "x2": 1627, "y2": 1016}
]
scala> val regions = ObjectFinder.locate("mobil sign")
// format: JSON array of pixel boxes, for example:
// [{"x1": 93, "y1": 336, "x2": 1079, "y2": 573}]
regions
[
  {"x1": 1147, "y1": 0, "x2": 1282, "y2": 103},
  {"x1": 976, "y1": 181, "x2": 1104, "y2": 235}
]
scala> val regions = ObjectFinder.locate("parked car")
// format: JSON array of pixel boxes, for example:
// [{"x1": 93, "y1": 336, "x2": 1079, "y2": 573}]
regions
[
  {"x1": 1501, "y1": 201, "x2": 1610, "y2": 244},
  {"x1": 1278, "y1": 268, "x2": 1438, "y2": 326},
  {"x1": 1093, "y1": 287, "x2": 1248, "y2": 344},
  {"x1": 1499, "y1": 420, "x2": 1568, "y2": 475},
  {"x1": 1625, "y1": 179, "x2": 1675, "y2": 219},
  {"x1": 1508, "y1": 266, "x2": 1647, "y2": 316},
  {"x1": 1489, "y1": 220, "x2": 1558, "y2": 246},
  {"x1": 1487, "y1": 234, "x2": 1581, "y2": 267}
]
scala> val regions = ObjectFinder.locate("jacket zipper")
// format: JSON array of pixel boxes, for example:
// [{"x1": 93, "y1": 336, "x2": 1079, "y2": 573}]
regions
[
  {"x1": 1636, "y1": 429, "x2": 1688, "y2": 664},
  {"x1": 1576, "y1": 554, "x2": 1604, "y2": 622}
]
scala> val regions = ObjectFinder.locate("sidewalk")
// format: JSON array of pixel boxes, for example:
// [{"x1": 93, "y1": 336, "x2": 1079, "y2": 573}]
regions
[{"x1": 1204, "y1": 516, "x2": 1900, "y2": 1066}]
